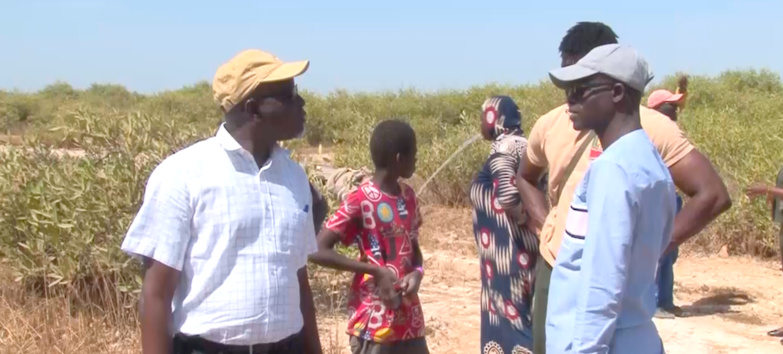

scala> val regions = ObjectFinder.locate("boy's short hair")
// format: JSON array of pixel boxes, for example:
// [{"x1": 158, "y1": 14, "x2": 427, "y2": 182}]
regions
[{"x1": 370, "y1": 119, "x2": 416, "y2": 169}]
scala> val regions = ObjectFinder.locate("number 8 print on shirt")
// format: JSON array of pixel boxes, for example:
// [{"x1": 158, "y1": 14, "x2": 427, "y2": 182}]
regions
[{"x1": 324, "y1": 180, "x2": 425, "y2": 343}]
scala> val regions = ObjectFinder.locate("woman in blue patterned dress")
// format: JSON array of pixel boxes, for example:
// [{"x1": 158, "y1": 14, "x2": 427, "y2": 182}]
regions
[{"x1": 469, "y1": 96, "x2": 539, "y2": 354}]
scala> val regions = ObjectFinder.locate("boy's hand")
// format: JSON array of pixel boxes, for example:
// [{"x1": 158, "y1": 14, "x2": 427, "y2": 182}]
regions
[
  {"x1": 399, "y1": 270, "x2": 423, "y2": 297},
  {"x1": 373, "y1": 267, "x2": 399, "y2": 302}
]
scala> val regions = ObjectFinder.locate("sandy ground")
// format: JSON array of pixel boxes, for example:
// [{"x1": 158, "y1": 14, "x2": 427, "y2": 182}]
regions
[{"x1": 316, "y1": 207, "x2": 783, "y2": 354}]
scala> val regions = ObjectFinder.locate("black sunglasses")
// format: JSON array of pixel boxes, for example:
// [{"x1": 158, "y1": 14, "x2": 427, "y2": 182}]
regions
[
  {"x1": 257, "y1": 84, "x2": 299, "y2": 102},
  {"x1": 565, "y1": 82, "x2": 614, "y2": 102}
]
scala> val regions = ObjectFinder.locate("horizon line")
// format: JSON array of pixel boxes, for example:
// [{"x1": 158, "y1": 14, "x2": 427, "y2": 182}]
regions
[{"x1": 2, "y1": 67, "x2": 779, "y2": 96}]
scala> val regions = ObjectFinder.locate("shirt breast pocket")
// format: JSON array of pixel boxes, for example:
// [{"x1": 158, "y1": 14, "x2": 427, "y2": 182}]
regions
[{"x1": 272, "y1": 207, "x2": 309, "y2": 261}]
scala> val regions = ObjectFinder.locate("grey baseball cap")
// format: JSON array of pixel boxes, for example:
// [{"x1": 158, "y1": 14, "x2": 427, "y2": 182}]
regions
[{"x1": 549, "y1": 44, "x2": 654, "y2": 92}]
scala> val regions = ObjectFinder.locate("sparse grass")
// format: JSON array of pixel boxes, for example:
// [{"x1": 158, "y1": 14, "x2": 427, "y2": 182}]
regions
[
  {"x1": 309, "y1": 266, "x2": 352, "y2": 354},
  {"x1": 0, "y1": 271, "x2": 354, "y2": 354},
  {"x1": 0, "y1": 291, "x2": 138, "y2": 353},
  {"x1": 0, "y1": 264, "x2": 138, "y2": 353}
]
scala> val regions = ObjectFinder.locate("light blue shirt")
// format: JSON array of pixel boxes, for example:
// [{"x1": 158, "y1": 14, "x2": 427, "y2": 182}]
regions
[{"x1": 546, "y1": 129, "x2": 676, "y2": 354}]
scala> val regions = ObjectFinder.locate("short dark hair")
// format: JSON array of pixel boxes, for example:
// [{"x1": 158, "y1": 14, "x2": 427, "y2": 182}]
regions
[
  {"x1": 370, "y1": 119, "x2": 416, "y2": 169},
  {"x1": 559, "y1": 22, "x2": 619, "y2": 58}
]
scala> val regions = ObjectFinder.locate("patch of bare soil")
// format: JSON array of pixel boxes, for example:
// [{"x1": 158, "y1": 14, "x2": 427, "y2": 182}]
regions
[
  {"x1": 317, "y1": 206, "x2": 783, "y2": 353},
  {"x1": 0, "y1": 135, "x2": 86, "y2": 158}
]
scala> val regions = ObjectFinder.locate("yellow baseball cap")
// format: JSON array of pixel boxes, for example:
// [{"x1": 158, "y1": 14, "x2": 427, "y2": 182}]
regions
[{"x1": 212, "y1": 49, "x2": 309, "y2": 112}]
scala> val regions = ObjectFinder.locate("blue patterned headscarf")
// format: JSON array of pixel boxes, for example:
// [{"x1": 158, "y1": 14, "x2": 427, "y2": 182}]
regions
[{"x1": 480, "y1": 95, "x2": 523, "y2": 141}]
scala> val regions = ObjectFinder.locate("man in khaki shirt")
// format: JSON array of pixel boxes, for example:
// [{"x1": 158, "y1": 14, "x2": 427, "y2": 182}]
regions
[{"x1": 516, "y1": 22, "x2": 732, "y2": 354}]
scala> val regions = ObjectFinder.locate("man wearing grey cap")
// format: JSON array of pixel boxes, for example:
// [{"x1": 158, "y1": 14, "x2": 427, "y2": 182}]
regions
[{"x1": 544, "y1": 44, "x2": 676, "y2": 354}]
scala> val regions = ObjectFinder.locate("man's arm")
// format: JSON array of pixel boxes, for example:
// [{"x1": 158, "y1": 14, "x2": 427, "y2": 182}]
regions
[
  {"x1": 120, "y1": 160, "x2": 193, "y2": 354},
  {"x1": 298, "y1": 267, "x2": 322, "y2": 354},
  {"x1": 675, "y1": 75, "x2": 688, "y2": 111},
  {"x1": 516, "y1": 112, "x2": 551, "y2": 233},
  {"x1": 746, "y1": 183, "x2": 783, "y2": 200},
  {"x1": 310, "y1": 183, "x2": 328, "y2": 234},
  {"x1": 573, "y1": 161, "x2": 636, "y2": 353},
  {"x1": 747, "y1": 184, "x2": 783, "y2": 271},
  {"x1": 516, "y1": 154, "x2": 548, "y2": 233},
  {"x1": 141, "y1": 260, "x2": 180, "y2": 354},
  {"x1": 645, "y1": 112, "x2": 731, "y2": 253},
  {"x1": 299, "y1": 182, "x2": 324, "y2": 354},
  {"x1": 666, "y1": 150, "x2": 732, "y2": 253}
]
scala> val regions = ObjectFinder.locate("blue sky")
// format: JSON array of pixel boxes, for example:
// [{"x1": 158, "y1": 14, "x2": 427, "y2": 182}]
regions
[{"x1": 1, "y1": 0, "x2": 781, "y2": 94}]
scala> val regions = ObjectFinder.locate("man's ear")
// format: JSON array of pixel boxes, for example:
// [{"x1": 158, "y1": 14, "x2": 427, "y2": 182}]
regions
[
  {"x1": 396, "y1": 152, "x2": 402, "y2": 164},
  {"x1": 612, "y1": 83, "x2": 625, "y2": 104},
  {"x1": 244, "y1": 98, "x2": 261, "y2": 119}
]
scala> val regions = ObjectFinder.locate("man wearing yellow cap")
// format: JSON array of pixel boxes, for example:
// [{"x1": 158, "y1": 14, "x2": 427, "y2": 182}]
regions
[{"x1": 122, "y1": 49, "x2": 323, "y2": 354}]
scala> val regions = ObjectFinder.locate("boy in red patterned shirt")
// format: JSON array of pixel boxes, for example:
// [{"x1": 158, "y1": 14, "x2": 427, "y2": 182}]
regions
[{"x1": 309, "y1": 119, "x2": 429, "y2": 354}]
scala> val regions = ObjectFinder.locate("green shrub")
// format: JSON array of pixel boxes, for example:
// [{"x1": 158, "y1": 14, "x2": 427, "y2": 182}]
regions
[
  {"x1": 1, "y1": 69, "x2": 782, "y2": 298},
  {"x1": 0, "y1": 108, "x2": 209, "y2": 297},
  {"x1": 1, "y1": 94, "x2": 39, "y2": 128}
]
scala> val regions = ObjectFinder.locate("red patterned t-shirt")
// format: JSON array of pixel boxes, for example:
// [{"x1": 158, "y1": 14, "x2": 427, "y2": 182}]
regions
[{"x1": 324, "y1": 180, "x2": 425, "y2": 343}]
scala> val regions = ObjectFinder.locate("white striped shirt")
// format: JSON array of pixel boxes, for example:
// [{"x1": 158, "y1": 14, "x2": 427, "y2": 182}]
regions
[{"x1": 121, "y1": 124, "x2": 317, "y2": 345}]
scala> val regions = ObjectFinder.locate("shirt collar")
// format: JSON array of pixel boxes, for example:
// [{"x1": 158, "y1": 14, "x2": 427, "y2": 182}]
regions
[
  {"x1": 215, "y1": 123, "x2": 290, "y2": 159},
  {"x1": 216, "y1": 123, "x2": 243, "y2": 151}
]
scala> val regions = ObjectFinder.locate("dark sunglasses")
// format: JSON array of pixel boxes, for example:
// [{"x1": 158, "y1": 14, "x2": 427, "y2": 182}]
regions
[
  {"x1": 565, "y1": 82, "x2": 614, "y2": 102},
  {"x1": 257, "y1": 84, "x2": 299, "y2": 102}
]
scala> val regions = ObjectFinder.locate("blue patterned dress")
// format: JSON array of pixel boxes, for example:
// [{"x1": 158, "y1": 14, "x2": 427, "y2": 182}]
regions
[{"x1": 469, "y1": 96, "x2": 540, "y2": 354}]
